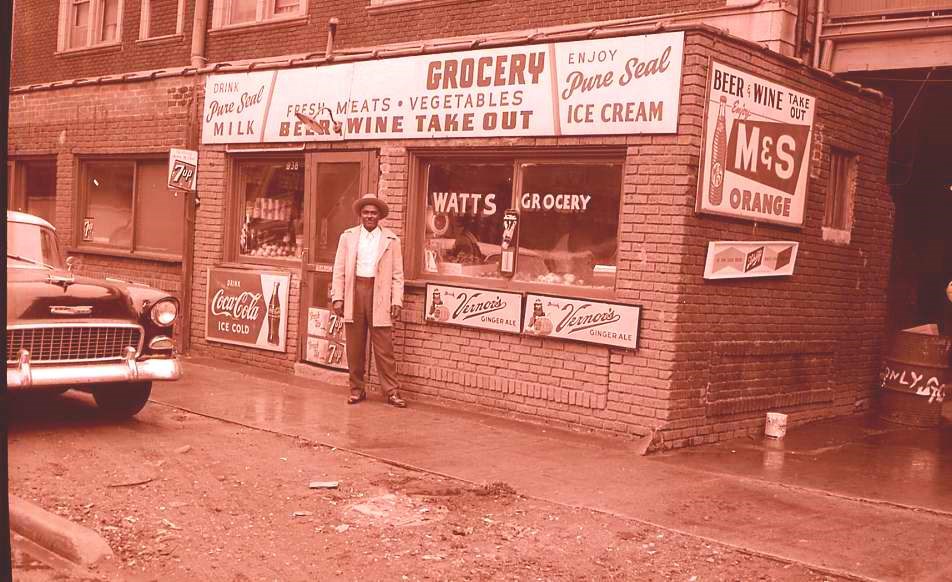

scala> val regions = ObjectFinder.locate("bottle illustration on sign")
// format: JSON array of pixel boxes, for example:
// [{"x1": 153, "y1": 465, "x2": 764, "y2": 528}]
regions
[
  {"x1": 708, "y1": 95, "x2": 728, "y2": 206},
  {"x1": 266, "y1": 281, "x2": 282, "y2": 345},
  {"x1": 526, "y1": 299, "x2": 553, "y2": 336}
]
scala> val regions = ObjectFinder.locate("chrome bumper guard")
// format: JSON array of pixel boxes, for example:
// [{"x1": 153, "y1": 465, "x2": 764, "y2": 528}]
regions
[{"x1": 7, "y1": 348, "x2": 183, "y2": 389}]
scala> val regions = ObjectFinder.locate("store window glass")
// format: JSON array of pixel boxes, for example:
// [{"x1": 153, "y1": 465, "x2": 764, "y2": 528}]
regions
[
  {"x1": 518, "y1": 162, "x2": 621, "y2": 288},
  {"x1": 314, "y1": 162, "x2": 361, "y2": 262},
  {"x1": 236, "y1": 157, "x2": 305, "y2": 260},
  {"x1": 418, "y1": 156, "x2": 622, "y2": 290},
  {"x1": 80, "y1": 159, "x2": 185, "y2": 256},
  {"x1": 9, "y1": 160, "x2": 58, "y2": 225},
  {"x1": 422, "y1": 161, "x2": 513, "y2": 279}
]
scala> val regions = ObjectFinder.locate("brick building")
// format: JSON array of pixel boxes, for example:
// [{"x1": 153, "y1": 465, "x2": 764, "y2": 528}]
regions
[{"x1": 10, "y1": 0, "x2": 943, "y2": 449}]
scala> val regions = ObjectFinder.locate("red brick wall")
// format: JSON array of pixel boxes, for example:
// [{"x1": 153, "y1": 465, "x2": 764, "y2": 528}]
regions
[
  {"x1": 187, "y1": 30, "x2": 891, "y2": 446},
  {"x1": 7, "y1": 77, "x2": 195, "y2": 343},
  {"x1": 664, "y1": 33, "x2": 894, "y2": 448},
  {"x1": 8, "y1": 27, "x2": 892, "y2": 448},
  {"x1": 12, "y1": 0, "x2": 723, "y2": 86},
  {"x1": 11, "y1": 0, "x2": 193, "y2": 87}
]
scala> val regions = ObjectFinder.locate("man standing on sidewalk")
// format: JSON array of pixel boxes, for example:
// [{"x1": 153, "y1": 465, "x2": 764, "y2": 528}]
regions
[{"x1": 331, "y1": 193, "x2": 407, "y2": 408}]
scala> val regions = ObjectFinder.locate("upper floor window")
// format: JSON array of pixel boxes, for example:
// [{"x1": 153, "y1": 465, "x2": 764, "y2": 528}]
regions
[
  {"x1": 212, "y1": 0, "x2": 306, "y2": 28},
  {"x1": 139, "y1": 0, "x2": 185, "y2": 40},
  {"x1": 58, "y1": 0, "x2": 123, "y2": 51},
  {"x1": 823, "y1": 147, "x2": 857, "y2": 241}
]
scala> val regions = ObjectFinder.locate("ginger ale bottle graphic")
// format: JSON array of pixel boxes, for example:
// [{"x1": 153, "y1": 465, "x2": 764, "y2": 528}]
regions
[{"x1": 708, "y1": 96, "x2": 728, "y2": 206}]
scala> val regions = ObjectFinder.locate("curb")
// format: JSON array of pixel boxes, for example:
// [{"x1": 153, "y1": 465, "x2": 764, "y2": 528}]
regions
[{"x1": 9, "y1": 494, "x2": 114, "y2": 567}]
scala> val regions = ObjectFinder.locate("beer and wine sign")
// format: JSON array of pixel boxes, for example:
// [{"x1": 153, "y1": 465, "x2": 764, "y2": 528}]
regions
[
  {"x1": 697, "y1": 61, "x2": 816, "y2": 228},
  {"x1": 201, "y1": 32, "x2": 684, "y2": 143},
  {"x1": 206, "y1": 268, "x2": 290, "y2": 352},
  {"x1": 424, "y1": 284, "x2": 641, "y2": 350}
]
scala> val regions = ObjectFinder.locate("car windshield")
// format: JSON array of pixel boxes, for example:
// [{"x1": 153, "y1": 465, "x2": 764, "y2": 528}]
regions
[{"x1": 6, "y1": 220, "x2": 64, "y2": 269}]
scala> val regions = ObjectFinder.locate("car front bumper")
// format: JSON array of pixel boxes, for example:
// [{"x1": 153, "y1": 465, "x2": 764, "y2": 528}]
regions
[{"x1": 7, "y1": 353, "x2": 183, "y2": 389}]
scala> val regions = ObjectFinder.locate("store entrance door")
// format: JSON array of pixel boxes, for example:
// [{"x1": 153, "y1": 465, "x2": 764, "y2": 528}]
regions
[{"x1": 299, "y1": 151, "x2": 378, "y2": 369}]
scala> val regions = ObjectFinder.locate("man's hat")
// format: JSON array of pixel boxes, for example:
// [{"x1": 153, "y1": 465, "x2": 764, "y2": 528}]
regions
[{"x1": 352, "y1": 193, "x2": 389, "y2": 219}]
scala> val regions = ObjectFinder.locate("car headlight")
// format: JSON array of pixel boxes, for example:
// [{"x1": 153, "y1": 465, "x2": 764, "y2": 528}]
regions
[{"x1": 150, "y1": 299, "x2": 178, "y2": 327}]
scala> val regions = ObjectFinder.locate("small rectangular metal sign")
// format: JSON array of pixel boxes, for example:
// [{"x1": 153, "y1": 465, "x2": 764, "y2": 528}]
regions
[
  {"x1": 522, "y1": 294, "x2": 640, "y2": 349},
  {"x1": 424, "y1": 283, "x2": 523, "y2": 334},
  {"x1": 206, "y1": 267, "x2": 290, "y2": 352},
  {"x1": 168, "y1": 148, "x2": 198, "y2": 192},
  {"x1": 703, "y1": 241, "x2": 799, "y2": 279}
]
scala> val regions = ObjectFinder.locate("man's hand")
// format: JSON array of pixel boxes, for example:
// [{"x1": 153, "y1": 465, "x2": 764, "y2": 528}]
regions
[
  {"x1": 332, "y1": 300, "x2": 344, "y2": 317},
  {"x1": 390, "y1": 305, "x2": 402, "y2": 321}
]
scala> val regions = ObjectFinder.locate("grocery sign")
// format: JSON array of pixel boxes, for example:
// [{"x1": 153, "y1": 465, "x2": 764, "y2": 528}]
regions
[
  {"x1": 522, "y1": 294, "x2": 640, "y2": 350},
  {"x1": 202, "y1": 32, "x2": 684, "y2": 143},
  {"x1": 424, "y1": 283, "x2": 523, "y2": 334},
  {"x1": 697, "y1": 61, "x2": 816, "y2": 227},
  {"x1": 702, "y1": 241, "x2": 799, "y2": 279},
  {"x1": 206, "y1": 268, "x2": 290, "y2": 352}
]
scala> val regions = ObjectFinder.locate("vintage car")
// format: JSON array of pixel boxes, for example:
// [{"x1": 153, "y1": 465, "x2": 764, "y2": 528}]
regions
[{"x1": 6, "y1": 211, "x2": 183, "y2": 417}]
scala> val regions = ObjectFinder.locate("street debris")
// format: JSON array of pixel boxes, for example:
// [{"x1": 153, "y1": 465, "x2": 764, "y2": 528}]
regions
[
  {"x1": 162, "y1": 518, "x2": 182, "y2": 530},
  {"x1": 309, "y1": 481, "x2": 340, "y2": 489},
  {"x1": 292, "y1": 511, "x2": 313, "y2": 517},
  {"x1": 335, "y1": 524, "x2": 350, "y2": 533},
  {"x1": 174, "y1": 445, "x2": 192, "y2": 454}
]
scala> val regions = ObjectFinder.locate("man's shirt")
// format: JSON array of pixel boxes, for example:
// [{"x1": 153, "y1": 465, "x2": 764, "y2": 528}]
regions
[{"x1": 355, "y1": 226, "x2": 381, "y2": 277}]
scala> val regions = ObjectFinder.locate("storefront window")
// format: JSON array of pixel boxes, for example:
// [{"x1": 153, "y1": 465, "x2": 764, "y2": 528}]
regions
[
  {"x1": 236, "y1": 157, "x2": 304, "y2": 260},
  {"x1": 517, "y1": 162, "x2": 621, "y2": 288},
  {"x1": 80, "y1": 158, "x2": 185, "y2": 257},
  {"x1": 419, "y1": 155, "x2": 622, "y2": 290},
  {"x1": 422, "y1": 161, "x2": 513, "y2": 279}
]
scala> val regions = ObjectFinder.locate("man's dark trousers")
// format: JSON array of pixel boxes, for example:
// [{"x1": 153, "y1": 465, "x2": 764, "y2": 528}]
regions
[{"x1": 345, "y1": 276, "x2": 400, "y2": 397}]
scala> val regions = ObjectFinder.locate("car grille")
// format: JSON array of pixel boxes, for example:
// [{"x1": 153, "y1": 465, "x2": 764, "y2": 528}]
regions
[{"x1": 6, "y1": 325, "x2": 143, "y2": 364}]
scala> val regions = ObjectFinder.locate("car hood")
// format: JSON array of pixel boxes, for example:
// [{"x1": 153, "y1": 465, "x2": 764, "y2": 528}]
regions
[{"x1": 7, "y1": 267, "x2": 139, "y2": 322}]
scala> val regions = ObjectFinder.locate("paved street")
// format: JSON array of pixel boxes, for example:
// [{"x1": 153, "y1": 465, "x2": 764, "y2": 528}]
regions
[{"x1": 7, "y1": 357, "x2": 952, "y2": 581}]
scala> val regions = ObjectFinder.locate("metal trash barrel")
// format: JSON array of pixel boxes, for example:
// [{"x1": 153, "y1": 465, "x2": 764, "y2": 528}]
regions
[{"x1": 879, "y1": 330, "x2": 951, "y2": 427}]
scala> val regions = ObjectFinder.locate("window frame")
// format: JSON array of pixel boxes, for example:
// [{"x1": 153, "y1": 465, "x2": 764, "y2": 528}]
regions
[
  {"x1": 211, "y1": 0, "x2": 307, "y2": 30},
  {"x1": 225, "y1": 152, "x2": 308, "y2": 268},
  {"x1": 74, "y1": 155, "x2": 186, "y2": 261},
  {"x1": 408, "y1": 147, "x2": 626, "y2": 299},
  {"x1": 138, "y1": 0, "x2": 185, "y2": 41},
  {"x1": 57, "y1": 0, "x2": 124, "y2": 53},
  {"x1": 822, "y1": 146, "x2": 858, "y2": 244},
  {"x1": 8, "y1": 157, "x2": 58, "y2": 226}
]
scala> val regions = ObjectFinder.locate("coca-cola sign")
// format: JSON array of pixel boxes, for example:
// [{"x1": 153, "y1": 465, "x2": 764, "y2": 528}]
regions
[
  {"x1": 206, "y1": 267, "x2": 290, "y2": 352},
  {"x1": 522, "y1": 294, "x2": 640, "y2": 350}
]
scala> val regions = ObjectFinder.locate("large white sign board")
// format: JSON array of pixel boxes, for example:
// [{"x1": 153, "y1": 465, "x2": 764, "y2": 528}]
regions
[{"x1": 202, "y1": 32, "x2": 684, "y2": 143}]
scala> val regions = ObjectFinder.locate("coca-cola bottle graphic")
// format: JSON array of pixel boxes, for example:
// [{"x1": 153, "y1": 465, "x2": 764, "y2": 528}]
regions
[
  {"x1": 708, "y1": 95, "x2": 728, "y2": 206},
  {"x1": 266, "y1": 281, "x2": 281, "y2": 345}
]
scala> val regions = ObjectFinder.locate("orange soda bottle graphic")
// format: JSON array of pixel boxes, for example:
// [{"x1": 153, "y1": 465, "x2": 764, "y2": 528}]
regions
[{"x1": 708, "y1": 95, "x2": 728, "y2": 206}]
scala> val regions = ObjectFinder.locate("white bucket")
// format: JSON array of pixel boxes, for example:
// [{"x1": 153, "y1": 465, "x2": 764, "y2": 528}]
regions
[{"x1": 764, "y1": 412, "x2": 788, "y2": 439}]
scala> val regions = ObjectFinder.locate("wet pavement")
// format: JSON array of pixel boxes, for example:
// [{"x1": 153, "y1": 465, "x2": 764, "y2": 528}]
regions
[{"x1": 154, "y1": 356, "x2": 952, "y2": 582}]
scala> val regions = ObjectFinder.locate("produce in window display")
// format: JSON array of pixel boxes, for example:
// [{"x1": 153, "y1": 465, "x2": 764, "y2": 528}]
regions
[{"x1": 242, "y1": 197, "x2": 303, "y2": 258}]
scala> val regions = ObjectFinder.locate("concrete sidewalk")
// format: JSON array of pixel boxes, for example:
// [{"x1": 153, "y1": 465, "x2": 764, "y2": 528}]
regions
[{"x1": 155, "y1": 357, "x2": 952, "y2": 582}]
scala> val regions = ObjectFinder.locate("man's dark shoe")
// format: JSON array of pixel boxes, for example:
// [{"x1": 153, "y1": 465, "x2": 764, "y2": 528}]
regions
[
  {"x1": 387, "y1": 394, "x2": 407, "y2": 408},
  {"x1": 348, "y1": 391, "x2": 366, "y2": 405}
]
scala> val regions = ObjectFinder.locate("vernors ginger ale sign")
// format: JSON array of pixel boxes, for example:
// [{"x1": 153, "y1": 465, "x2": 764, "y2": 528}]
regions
[{"x1": 697, "y1": 61, "x2": 816, "y2": 227}]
